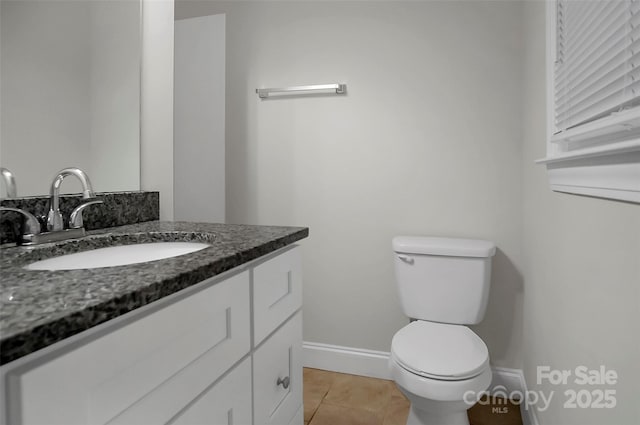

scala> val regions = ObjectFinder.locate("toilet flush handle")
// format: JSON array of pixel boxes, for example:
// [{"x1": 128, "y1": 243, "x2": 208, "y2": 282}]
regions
[{"x1": 397, "y1": 254, "x2": 414, "y2": 264}]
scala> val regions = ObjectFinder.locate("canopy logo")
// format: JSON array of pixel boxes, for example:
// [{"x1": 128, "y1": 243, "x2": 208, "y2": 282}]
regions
[{"x1": 463, "y1": 386, "x2": 553, "y2": 413}]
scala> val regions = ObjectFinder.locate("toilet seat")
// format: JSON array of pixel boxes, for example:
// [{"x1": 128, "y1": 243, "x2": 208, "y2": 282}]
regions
[{"x1": 391, "y1": 321, "x2": 489, "y2": 381}]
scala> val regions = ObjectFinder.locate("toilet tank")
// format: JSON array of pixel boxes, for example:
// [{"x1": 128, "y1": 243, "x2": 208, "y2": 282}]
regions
[{"x1": 392, "y1": 236, "x2": 496, "y2": 325}]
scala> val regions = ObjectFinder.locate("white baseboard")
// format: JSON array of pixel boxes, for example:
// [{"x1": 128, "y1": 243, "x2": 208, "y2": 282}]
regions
[
  {"x1": 303, "y1": 341, "x2": 538, "y2": 425},
  {"x1": 303, "y1": 341, "x2": 392, "y2": 380},
  {"x1": 489, "y1": 367, "x2": 539, "y2": 425},
  {"x1": 489, "y1": 366, "x2": 526, "y2": 394}
]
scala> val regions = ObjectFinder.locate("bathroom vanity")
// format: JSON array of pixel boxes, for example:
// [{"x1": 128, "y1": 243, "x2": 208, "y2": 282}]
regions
[{"x1": 0, "y1": 221, "x2": 308, "y2": 425}]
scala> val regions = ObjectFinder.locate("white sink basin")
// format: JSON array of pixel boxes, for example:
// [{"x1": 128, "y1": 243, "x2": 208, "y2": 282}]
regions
[{"x1": 25, "y1": 242, "x2": 210, "y2": 271}]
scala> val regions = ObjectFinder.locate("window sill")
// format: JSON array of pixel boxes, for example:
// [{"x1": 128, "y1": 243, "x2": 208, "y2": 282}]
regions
[{"x1": 535, "y1": 141, "x2": 640, "y2": 203}]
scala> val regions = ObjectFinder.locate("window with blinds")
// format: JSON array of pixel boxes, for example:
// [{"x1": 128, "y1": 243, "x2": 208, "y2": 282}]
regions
[
  {"x1": 552, "y1": 0, "x2": 640, "y2": 151},
  {"x1": 541, "y1": 0, "x2": 640, "y2": 204}
]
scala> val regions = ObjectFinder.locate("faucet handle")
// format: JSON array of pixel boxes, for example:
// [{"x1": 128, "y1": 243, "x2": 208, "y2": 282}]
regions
[{"x1": 69, "y1": 200, "x2": 103, "y2": 229}]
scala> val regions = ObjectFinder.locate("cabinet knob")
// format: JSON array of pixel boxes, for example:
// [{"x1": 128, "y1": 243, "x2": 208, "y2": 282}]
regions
[{"x1": 277, "y1": 376, "x2": 290, "y2": 389}]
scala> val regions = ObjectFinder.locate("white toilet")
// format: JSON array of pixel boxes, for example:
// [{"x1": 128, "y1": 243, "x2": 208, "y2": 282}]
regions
[{"x1": 389, "y1": 236, "x2": 496, "y2": 425}]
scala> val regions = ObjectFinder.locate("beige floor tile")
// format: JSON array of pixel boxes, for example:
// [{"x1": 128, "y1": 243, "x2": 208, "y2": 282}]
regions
[
  {"x1": 303, "y1": 368, "x2": 340, "y2": 423},
  {"x1": 304, "y1": 368, "x2": 338, "y2": 396},
  {"x1": 304, "y1": 394, "x2": 322, "y2": 425},
  {"x1": 468, "y1": 396, "x2": 523, "y2": 425},
  {"x1": 387, "y1": 381, "x2": 408, "y2": 402},
  {"x1": 303, "y1": 371, "x2": 522, "y2": 425},
  {"x1": 309, "y1": 403, "x2": 384, "y2": 425},
  {"x1": 382, "y1": 394, "x2": 410, "y2": 425},
  {"x1": 323, "y1": 373, "x2": 393, "y2": 414}
]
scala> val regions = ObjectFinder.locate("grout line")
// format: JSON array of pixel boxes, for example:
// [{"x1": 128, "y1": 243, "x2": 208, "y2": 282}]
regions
[
  {"x1": 304, "y1": 368, "x2": 334, "y2": 425},
  {"x1": 310, "y1": 371, "x2": 334, "y2": 422},
  {"x1": 307, "y1": 368, "x2": 397, "y2": 424}
]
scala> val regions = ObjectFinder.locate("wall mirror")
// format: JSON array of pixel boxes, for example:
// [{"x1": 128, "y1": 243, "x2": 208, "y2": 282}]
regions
[{"x1": 0, "y1": 0, "x2": 141, "y2": 197}]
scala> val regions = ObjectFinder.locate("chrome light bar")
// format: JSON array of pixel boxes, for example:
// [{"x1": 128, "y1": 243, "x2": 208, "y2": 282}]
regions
[{"x1": 256, "y1": 83, "x2": 346, "y2": 99}]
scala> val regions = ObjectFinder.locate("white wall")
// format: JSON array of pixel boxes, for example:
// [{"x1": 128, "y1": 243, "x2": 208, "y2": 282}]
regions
[
  {"x1": 90, "y1": 0, "x2": 141, "y2": 193},
  {"x1": 521, "y1": 3, "x2": 640, "y2": 424},
  {"x1": 174, "y1": 14, "x2": 225, "y2": 223},
  {"x1": 176, "y1": 0, "x2": 524, "y2": 368},
  {"x1": 141, "y1": 0, "x2": 174, "y2": 220}
]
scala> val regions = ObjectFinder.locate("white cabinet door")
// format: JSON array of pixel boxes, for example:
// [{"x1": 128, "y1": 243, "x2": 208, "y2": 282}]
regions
[
  {"x1": 7, "y1": 272, "x2": 250, "y2": 425},
  {"x1": 171, "y1": 357, "x2": 252, "y2": 425},
  {"x1": 253, "y1": 247, "x2": 302, "y2": 345},
  {"x1": 253, "y1": 311, "x2": 303, "y2": 425}
]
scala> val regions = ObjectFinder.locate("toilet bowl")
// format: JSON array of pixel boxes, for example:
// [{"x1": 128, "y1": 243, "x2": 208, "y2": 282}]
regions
[
  {"x1": 390, "y1": 236, "x2": 496, "y2": 425},
  {"x1": 389, "y1": 321, "x2": 492, "y2": 425}
]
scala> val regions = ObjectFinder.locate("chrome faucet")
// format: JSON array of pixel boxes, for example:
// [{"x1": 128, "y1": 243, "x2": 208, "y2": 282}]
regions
[
  {"x1": 0, "y1": 167, "x2": 103, "y2": 246},
  {"x1": 1, "y1": 167, "x2": 17, "y2": 198},
  {"x1": 0, "y1": 207, "x2": 41, "y2": 236},
  {"x1": 46, "y1": 168, "x2": 98, "y2": 231}
]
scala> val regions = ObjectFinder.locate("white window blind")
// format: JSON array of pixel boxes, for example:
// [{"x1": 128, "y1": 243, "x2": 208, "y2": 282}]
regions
[
  {"x1": 541, "y1": 0, "x2": 640, "y2": 204},
  {"x1": 554, "y1": 0, "x2": 640, "y2": 141}
]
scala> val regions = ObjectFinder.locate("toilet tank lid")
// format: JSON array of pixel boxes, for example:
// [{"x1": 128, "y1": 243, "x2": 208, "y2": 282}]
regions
[{"x1": 392, "y1": 236, "x2": 496, "y2": 258}]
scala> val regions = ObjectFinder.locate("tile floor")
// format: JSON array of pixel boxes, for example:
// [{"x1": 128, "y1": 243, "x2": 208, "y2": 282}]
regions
[{"x1": 303, "y1": 368, "x2": 523, "y2": 425}]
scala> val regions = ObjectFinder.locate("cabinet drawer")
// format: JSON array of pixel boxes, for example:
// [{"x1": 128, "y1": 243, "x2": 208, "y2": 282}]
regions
[
  {"x1": 253, "y1": 311, "x2": 302, "y2": 425},
  {"x1": 253, "y1": 246, "x2": 302, "y2": 345},
  {"x1": 9, "y1": 271, "x2": 251, "y2": 425},
  {"x1": 171, "y1": 357, "x2": 252, "y2": 425}
]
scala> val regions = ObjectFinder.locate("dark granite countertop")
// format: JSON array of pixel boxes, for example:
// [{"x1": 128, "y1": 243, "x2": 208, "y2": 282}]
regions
[{"x1": 0, "y1": 221, "x2": 308, "y2": 365}]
